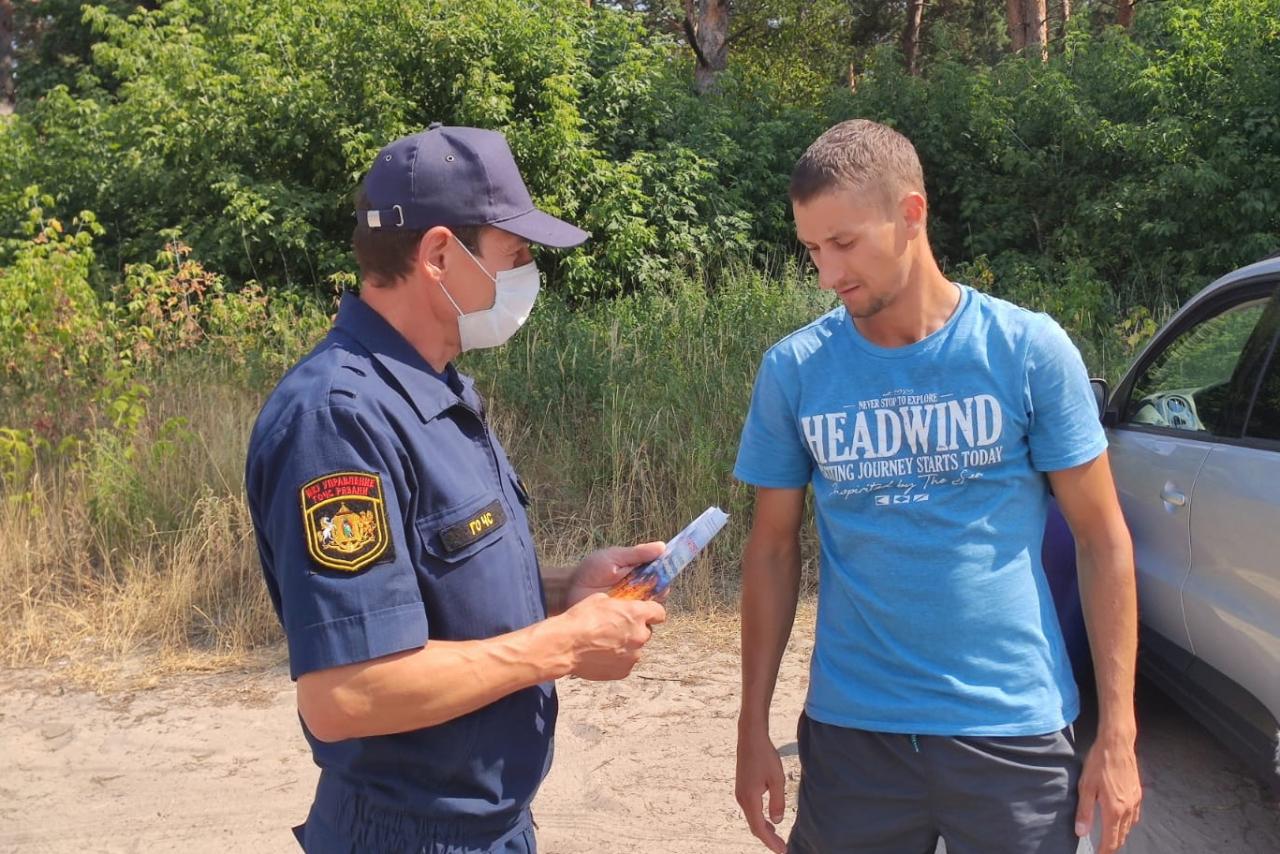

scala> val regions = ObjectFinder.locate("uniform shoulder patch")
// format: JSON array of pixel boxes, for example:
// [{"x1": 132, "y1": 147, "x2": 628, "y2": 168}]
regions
[{"x1": 299, "y1": 471, "x2": 394, "y2": 572}]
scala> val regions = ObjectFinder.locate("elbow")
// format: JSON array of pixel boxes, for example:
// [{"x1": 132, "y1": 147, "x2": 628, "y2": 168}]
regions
[
  {"x1": 301, "y1": 710, "x2": 354, "y2": 744},
  {"x1": 742, "y1": 531, "x2": 801, "y2": 581},
  {"x1": 744, "y1": 525, "x2": 800, "y2": 560},
  {"x1": 1075, "y1": 526, "x2": 1135, "y2": 581},
  {"x1": 297, "y1": 678, "x2": 364, "y2": 743}
]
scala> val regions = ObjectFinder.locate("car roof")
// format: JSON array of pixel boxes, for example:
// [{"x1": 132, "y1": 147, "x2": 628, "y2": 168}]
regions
[{"x1": 1167, "y1": 254, "x2": 1280, "y2": 326}]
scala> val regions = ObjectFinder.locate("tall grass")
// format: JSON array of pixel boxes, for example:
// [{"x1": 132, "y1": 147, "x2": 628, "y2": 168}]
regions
[
  {"x1": 1, "y1": 237, "x2": 1171, "y2": 677},
  {"x1": 472, "y1": 260, "x2": 834, "y2": 608},
  {"x1": 4, "y1": 369, "x2": 286, "y2": 679},
  {"x1": 1, "y1": 264, "x2": 834, "y2": 675}
]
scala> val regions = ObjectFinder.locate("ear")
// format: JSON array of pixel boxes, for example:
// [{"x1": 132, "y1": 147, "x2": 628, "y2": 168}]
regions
[
  {"x1": 900, "y1": 192, "x2": 927, "y2": 238},
  {"x1": 419, "y1": 226, "x2": 454, "y2": 277}
]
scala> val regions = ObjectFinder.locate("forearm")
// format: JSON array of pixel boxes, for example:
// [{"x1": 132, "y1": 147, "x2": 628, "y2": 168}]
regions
[
  {"x1": 1077, "y1": 529, "x2": 1139, "y2": 739},
  {"x1": 299, "y1": 617, "x2": 575, "y2": 742},
  {"x1": 739, "y1": 535, "x2": 802, "y2": 732}
]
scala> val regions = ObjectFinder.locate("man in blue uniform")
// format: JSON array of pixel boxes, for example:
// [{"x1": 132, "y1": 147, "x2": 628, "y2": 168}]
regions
[{"x1": 246, "y1": 125, "x2": 667, "y2": 853}]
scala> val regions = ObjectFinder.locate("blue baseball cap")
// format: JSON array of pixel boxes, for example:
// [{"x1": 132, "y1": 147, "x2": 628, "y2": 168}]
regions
[{"x1": 358, "y1": 123, "x2": 589, "y2": 248}]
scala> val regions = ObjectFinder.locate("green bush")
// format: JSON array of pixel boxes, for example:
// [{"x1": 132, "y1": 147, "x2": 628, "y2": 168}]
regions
[
  {"x1": 5, "y1": 0, "x2": 789, "y2": 298},
  {"x1": 4, "y1": 0, "x2": 1277, "y2": 669},
  {"x1": 7, "y1": 0, "x2": 1275, "y2": 312},
  {"x1": 0, "y1": 188, "x2": 110, "y2": 409},
  {"x1": 843, "y1": 0, "x2": 1280, "y2": 307},
  {"x1": 0, "y1": 194, "x2": 331, "y2": 506}
]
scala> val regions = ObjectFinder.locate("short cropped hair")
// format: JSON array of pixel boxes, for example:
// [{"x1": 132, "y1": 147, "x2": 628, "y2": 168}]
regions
[
  {"x1": 789, "y1": 119, "x2": 925, "y2": 210},
  {"x1": 351, "y1": 189, "x2": 481, "y2": 287}
]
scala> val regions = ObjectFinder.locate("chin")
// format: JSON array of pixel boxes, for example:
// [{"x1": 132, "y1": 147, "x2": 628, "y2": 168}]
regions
[{"x1": 844, "y1": 293, "x2": 890, "y2": 319}]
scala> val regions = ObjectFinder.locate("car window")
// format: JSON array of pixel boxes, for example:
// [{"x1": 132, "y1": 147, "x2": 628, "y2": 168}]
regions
[
  {"x1": 1123, "y1": 298, "x2": 1269, "y2": 436},
  {"x1": 1245, "y1": 333, "x2": 1280, "y2": 443}
]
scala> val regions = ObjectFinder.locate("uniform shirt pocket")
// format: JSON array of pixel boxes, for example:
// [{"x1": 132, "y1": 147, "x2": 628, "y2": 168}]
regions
[
  {"x1": 417, "y1": 490, "x2": 509, "y2": 567},
  {"x1": 414, "y1": 490, "x2": 538, "y2": 640}
]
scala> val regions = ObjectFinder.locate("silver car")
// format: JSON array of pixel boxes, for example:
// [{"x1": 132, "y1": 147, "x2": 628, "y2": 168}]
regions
[{"x1": 1099, "y1": 253, "x2": 1280, "y2": 787}]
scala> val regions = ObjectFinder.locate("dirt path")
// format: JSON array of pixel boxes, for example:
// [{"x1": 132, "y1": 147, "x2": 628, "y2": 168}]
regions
[{"x1": 2, "y1": 613, "x2": 1276, "y2": 853}]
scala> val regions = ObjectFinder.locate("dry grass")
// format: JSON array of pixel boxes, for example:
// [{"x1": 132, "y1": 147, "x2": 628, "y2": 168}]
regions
[
  {"x1": 1, "y1": 270, "x2": 830, "y2": 685},
  {"x1": 490, "y1": 401, "x2": 822, "y2": 617},
  {"x1": 2, "y1": 376, "x2": 282, "y2": 686},
  {"x1": 2, "y1": 394, "x2": 818, "y2": 688}
]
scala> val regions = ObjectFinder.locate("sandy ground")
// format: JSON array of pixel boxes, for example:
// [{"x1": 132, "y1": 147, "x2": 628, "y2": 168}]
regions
[{"x1": 2, "y1": 612, "x2": 1277, "y2": 854}]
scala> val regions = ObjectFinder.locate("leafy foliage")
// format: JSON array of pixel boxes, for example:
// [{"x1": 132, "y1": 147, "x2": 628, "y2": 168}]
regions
[
  {"x1": 6, "y1": 0, "x2": 777, "y2": 298},
  {"x1": 2, "y1": 0, "x2": 1277, "y2": 661},
  {"x1": 3, "y1": 0, "x2": 1275, "y2": 315},
  {"x1": 837, "y1": 0, "x2": 1279, "y2": 328}
]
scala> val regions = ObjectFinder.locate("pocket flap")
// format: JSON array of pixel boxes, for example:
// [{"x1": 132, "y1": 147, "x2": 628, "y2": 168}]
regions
[{"x1": 417, "y1": 493, "x2": 507, "y2": 561}]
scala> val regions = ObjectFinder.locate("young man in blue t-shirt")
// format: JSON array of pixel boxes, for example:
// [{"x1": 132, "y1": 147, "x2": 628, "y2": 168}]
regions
[{"x1": 733, "y1": 120, "x2": 1143, "y2": 854}]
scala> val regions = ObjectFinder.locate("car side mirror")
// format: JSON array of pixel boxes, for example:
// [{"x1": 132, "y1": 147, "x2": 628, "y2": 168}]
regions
[{"x1": 1089, "y1": 378, "x2": 1109, "y2": 421}]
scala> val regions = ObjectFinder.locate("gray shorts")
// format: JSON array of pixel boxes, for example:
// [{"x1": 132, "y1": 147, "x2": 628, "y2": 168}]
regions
[{"x1": 789, "y1": 712, "x2": 1085, "y2": 854}]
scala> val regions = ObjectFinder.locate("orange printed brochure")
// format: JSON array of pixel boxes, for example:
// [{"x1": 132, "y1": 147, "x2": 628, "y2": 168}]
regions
[{"x1": 609, "y1": 507, "x2": 730, "y2": 601}]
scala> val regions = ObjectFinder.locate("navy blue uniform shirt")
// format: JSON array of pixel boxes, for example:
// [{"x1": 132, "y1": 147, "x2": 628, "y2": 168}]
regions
[{"x1": 246, "y1": 293, "x2": 556, "y2": 834}]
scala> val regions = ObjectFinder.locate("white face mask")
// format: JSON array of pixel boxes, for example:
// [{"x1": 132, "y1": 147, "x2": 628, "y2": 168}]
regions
[{"x1": 439, "y1": 237, "x2": 541, "y2": 352}]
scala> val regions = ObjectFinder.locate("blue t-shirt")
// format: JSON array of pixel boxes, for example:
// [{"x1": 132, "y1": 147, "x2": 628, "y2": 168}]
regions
[{"x1": 733, "y1": 284, "x2": 1107, "y2": 736}]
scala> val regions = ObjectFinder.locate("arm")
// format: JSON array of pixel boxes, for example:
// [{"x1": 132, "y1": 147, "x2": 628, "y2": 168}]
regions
[
  {"x1": 1047, "y1": 452, "x2": 1143, "y2": 854},
  {"x1": 735, "y1": 486, "x2": 806, "y2": 854},
  {"x1": 298, "y1": 593, "x2": 665, "y2": 743},
  {"x1": 258, "y1": 407, "x2": 667, "y2": 743}
]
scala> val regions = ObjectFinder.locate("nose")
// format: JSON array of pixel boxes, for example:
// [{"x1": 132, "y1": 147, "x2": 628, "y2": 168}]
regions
[{"x1": 814, "y1": 259, "x2": 841, "y2": 292}]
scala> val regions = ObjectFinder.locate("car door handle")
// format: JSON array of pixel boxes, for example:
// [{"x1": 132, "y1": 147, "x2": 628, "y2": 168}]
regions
[{"x1": 1160, "y1": 488, "x2": 1187, "y2": 507}]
